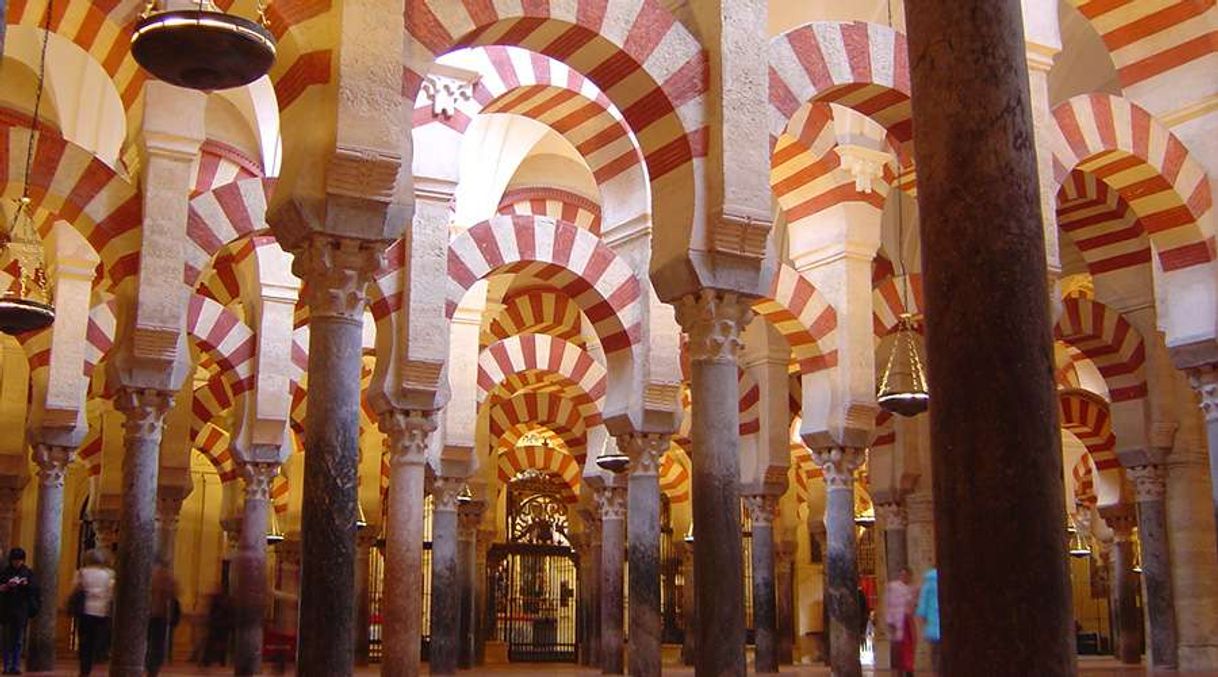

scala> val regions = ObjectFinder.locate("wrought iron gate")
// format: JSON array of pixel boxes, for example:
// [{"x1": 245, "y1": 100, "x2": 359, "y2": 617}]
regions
[{"x1": 488, "y1": 544, "x2": 578, "y2": 662}]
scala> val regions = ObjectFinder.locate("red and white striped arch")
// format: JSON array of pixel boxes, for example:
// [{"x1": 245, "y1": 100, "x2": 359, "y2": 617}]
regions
[
  {"x1": 497, "y1": 186, "x2": 602, "y2": 234},
  {"x1": 1059, "y1": 388, "x2": 1119, "y2": 472},
  {"x1": 84, "y1": 297, "x2": 117, "y2": 380},
  {"x1": 448, "y1": 215, "x2": 642, "y2": 355},
  {"x1": 1051, "y1": 94, "x2": 1214, "y2": 273},
  {"x1": 188, "y1": 294, "x2": 257, "y2": 397},
  {"x1": 1071, "y1": 455, "x2": 1097, "y2": 509},
  {"x1": 489, "y1": 392, "x2": 589, "y2": 459},
  {"x1": 479, "y1": 334, "x2": 606, "y2": 420},
  {"x1": 271, "y1": 474, "x2": 290, "y2": 516},
  {"x1": 1057, "y1": 170, "x2": 1153, "y2": 279},
  {"x1": 1065, "y1": 1, "x2": 1218, "y2": 89},
  {"x1": 659, "y1": 451, "x2": 689, "y2": 505},
  {"x1": 193, "y1": 140, "x2": 264, "y2": 196},
  {"x1": 191, "y1": 375, "x2": 234, "y2": 447},
  {"x1": 753, "y1": 264, "x2": 838, "y2": 374},
  {"x1": 496, "y1": 444, "x2": 581, "y2": 503},
  {"x1": 485, "y1": 289, "x2": 585, "y2": 347},
  {"x1": 738, "y1": 368, "x2": 761, "y2": 437},
  {"x1": 872, "y1": 273, "x2": 924, "y2": 337},
  {"x1": 186, "y1": 178, "x2": 276, "y2": 287},
  {"x1": 195, "y1": 422, "x2": 240, "y2": 483},
  {"x1": 1054, "y1": 295, "x2": 1147, "y2": 403}
]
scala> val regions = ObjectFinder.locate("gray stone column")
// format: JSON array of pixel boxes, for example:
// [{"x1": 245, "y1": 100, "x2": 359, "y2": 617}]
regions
[
  {"x1": 156, "y1": 486, "x2": 188, "y2": 568},
  {"x1": 292, "y1": 236, "x2": 384, "y2": 676},
  {"x1": 680, "y1": 541, "x2": 696, "y2": 666},
  {"x1": 583, "y1": 514, "x2": 603, "y2": 668},
  {"x1": 457, "y1": 500, "x2": 483, "y2": 669},
  {"x1": 1128, "y1": 463, "x2": 1177, "y2": 668},
  {"x1": 596, "y1": 484, "x2": 627, "y2": 675},
  {"x1": 234, "y1": 461, "x2": 278, "y2": 676},
  {"x1": 111, "y1": 388, "x2": 173, "y2": 677},
  {"x1": 1103, "y1": 509, "x2": 1142, "y2": 665},
  {"x1": 0, "y1": 487, "x2": 21, "y2": 559},
  {"x1": 1186, "y1": 365, "x2": 1218, "y2": 562},
  {"x1": 429, "y1": 477, "x2": 463, "y2": 675},
  {"x1": 811, "y1": 448, "x2": 864, "y2": 677},
  {"x1": 475, "y1": 527, "x2": 494, "y2": 666},
  {"x1": 877, "y1": 502, "x2": 908, "y2": 581},
  {"x1": 744, "y1": 494, "x2": 779, "y2": 674},
  {"x1": 674, "y1": 290, "x2": 753, "y2": 676},
  {"x1": 355, "y1": 530, "x2": 376, "y2": 666},
  {"x1": 775, "y1": 540, "x2": 796, "y2": 665},
  {"x1": 905, "y1": 1, "x2": 1076, "y2": 673},
  {"x1": 378, "y1": 410, "x2": 434, "y2": 677},
  {"x1": 624, "y1": 434, "x2": 666, "y2": 677},
  {"x1": 27, "y1": 444, "x2": 73, "y2": 672}
]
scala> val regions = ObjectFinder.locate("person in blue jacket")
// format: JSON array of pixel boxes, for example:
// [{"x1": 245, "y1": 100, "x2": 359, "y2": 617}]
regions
[{"x1": 915, "y1": 567, "x2": 940, "y2": 674}]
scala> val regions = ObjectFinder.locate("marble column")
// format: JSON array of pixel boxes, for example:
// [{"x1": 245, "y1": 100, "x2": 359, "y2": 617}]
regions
[
  {"x1": 475, "y1": 527, "x2": 494, "y2": 666},
  {"x1": 27, "y1": 444, "x2": 73, "y2": 672},
  {"x1": 905, "y1": 1, "x2": 1075, "y2": 673},
  {"x1": 457, "y1": 500, "x2": 483, "y2": 669},
  {"x1": 596, "y1": 485, "x2": 627, "y2": 675},
  {"x1": 429, "y1": 477, "x2": 463, "y2": 675},
  {"x1": 680, "y1": 542, "x2": 696, "y2": 666},
  {"x1": 355, "y1": 530, "x2": 376, "y2": 666},
  {"x1": 1104, "y1": 510, "x2": 1142, "y2": 665},
  {"x1": 673, "y1": 290, "x2": 753, "y2": 676},
  {"x1": 292, "y1": 236, "x2": 384, "y2": 676},
  {"x1": 0, "y1": 487, "x2": 20, "y2": 558},
  {"x1": 584, "y1": 515, "x2": 603, "y2": 668},
  {"x1": 877, "y1": 502, "x2": 908, "y2": 581},
  {"x1": 809, "y1": 524, "x2": 830, "y2": 662},
  {"x1": 811, "y1": 448, "x2": 864, "y2": 677},
  {"x1": 1187, "y1": 365, "x2": 1218, "y2": 562},
  {"x1": 234, "y1": 462, "x2": 278, "y2": 676},
  {"x1": 1128, "y1": 463, "x2": 1178, "y2": 668},
  {"x1": 624, "y1": 434, "x2": 666, "y2": 677},
  {"x1": 744, "y1": 494, "x2": 779, "y2": 674},
  {"x1": 378, "y1": 409, "x2": 434, "y2": 677},
  {"x1": 775, "y1": 541, "x2": 796, "y2": 665},
  {"x1": 155, "y1": 487, "x2": 187, "y2": 568},
  {"x1": 277, "y1": 540, "x2": 302, "y2": 635},
  {"x1": 111, "y1": 388, "x2": 174, "y2": 677}
]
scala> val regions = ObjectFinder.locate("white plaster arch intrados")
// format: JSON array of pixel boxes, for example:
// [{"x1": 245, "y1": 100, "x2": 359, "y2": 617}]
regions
[{"x1": 212, "y1": 78, "x2": 282, "y2": 177}]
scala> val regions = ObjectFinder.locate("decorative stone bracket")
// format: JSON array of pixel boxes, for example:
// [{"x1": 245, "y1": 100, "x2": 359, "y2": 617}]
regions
[{"x1": 420, "y1": 65, "x2": 481, "y2": 119}]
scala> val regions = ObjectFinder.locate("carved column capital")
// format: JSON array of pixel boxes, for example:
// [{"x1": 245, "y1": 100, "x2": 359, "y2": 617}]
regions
[
  {"x1": 674, "y1": 289, "x2": 754, "y2": 363},
  {"x1": 594, "y1": 486, "x2": 627, "y2": 521},
  {"x1": 240, "y1": 461, "x2": 281, "y2": 502},
  {"x1": 114, "y1": 388, "x2": 174, "y2": 439},
  {"x1": 432, "y1": 476, "x2": 464, "y2": 513},
  {"x1": 32, "y1": 444, "x2": 74, "y2": 489},
  {"x1": 875, "y1": 502, "x2": 908, "y2": 531},
  {"x1": 810, "y1": 447, "x2": 866, "y2": 491},
  {"x1": 742, "y1": 493, "x2": 778, "y2": 527},
  {"x1": 458, "y1": 500, "x2": 484, "y2": 540},
  {"x1": 379, "y1": 409, "x2": 435, "y2": 466},
  {"x1": 621, "y1": 433, "x2": 668, "y2": 476},
  {"x1": 156, "y1": 495, "x2": 185, "y2": 527},
  {"x1": 1188, "y1": 364, "x2": 1218, "y2": 422},
  {"x1": 291, "y1": 236, "x2": 386, "y2": 322},
  {"x1": 1127, "y1": 464, "x2": 1167, "y2": 503}
]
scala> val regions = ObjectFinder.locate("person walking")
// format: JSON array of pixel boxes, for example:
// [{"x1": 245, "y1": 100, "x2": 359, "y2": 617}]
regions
[
  {"x1": 0, "y1": 548, "x2": 38, "y2": 675},
  {"x1": 915, "y1": 567, "x2": 941, "y2": 674},
  {"x1": 884, "y1": 567, "x2": 917, "y2": 677},
  {"x1": 145, "y1": 559, "x2": 178, "y2": 677},
  {"x1": 71, "y1": 549, "x2": 115, "y2": 677}
]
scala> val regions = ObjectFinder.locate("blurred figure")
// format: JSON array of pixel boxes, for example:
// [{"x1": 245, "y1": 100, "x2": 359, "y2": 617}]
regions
[
  {"x1": 915, "y1": 567, "x2": 941, "y2": 674},
  {"x1": 145, "y1": 559, "x2": 178, "y2": 677},
  {"x1": 0, "y1": 548, "x2": 38, "y2": 675},
  {"x1": 71, "y1": 549, "x2": 115, "y2": 677},
  {"x1": 199, "y1": 588, "x2": 234, "y2": 667},
  {"x1": 884, "y1": 567, "x2": 916, "y2": 677}
]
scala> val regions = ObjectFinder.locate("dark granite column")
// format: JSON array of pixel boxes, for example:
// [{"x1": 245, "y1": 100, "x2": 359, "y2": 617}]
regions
[
  {"x1": 457, "y1": 500, "x2": 483, "y2": 669},
  {"x1": 877, "y1": 502, "x2": 908, "y2": 580},
  {"x1": 905, "y1": 1, "x2": 1076, "y2": 673},
  {"x1": 775, "y1": 541, "x2": 796, "y2": 665},
  {"x1": 1128, "y1": 464, "x2": 1177, "y2": 668},
  {"x1": 811, "y1": 448, "x2": 864, "y2": 677},
  {"x1": 110, "y1": 388, "x2": 173, "y2": 677},
  {"x1": 0, "y1": 487, "x2": 20, "y2": 562},
  {"x1": 584, "y1": 514, "x2": 603, "y2": 668},
  {"x1": 624, "y1": 434, "x2": 666, "y2": 677},
  {"x1": 1186, "y1": 366, "x2": 1218, "y2": 562},
  {"x1": 156, "y1": 486, "x2": 188, "y2": 568},
  {"x1": 234, "y1": 462, "x2": 278, "y2": 676},
  {"x1": 680, "y1": 541, "x2": 696, "y2": 666},
  {"x1": 292, "y1": 236, "x2": 384, "y2": 676},
  {"x1": 475, "y1": 527, "x2": 494, "y2": 666},
  {"x1": 27, "y1": 445, "x2": 73, "y2": 671},
  {"x1": 355, "y1": 530, "x2": 375, "y2": 666},
  {"x1": 674, "y1": 290, "x2": 752, "y2": 676},
  {"x1": 744, "y1": 494, "x2": 779, "y2": 674},
  {"x1": 1103, "y1": 509, "x2": 1142, "y2": 665},
  {"x1": 378, "y1": 410, "x2": 433, "y2": 677},
  {"x1": 429, "y1": 477, "x2": 463, "y2": 675},
  {"x1": 597, "y1": 485, "x2": 627, "y2": 675}
]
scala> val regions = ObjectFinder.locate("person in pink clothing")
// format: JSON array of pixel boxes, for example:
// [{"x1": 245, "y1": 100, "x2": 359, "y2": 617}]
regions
[{"x1": 884, "y1": 567, "x2": 917, "y2": 677}]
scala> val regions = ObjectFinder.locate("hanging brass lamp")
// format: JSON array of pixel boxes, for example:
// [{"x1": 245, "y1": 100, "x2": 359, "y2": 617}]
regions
[
  {"x1": 355, "y1": 496, "x2": 369, "y2": 530},
  {"x1": 1131, "y1": 528, "x2": 1143, "y2": 574},
  {"x1": 877, "y1": 314, "x2": 929, "y2": 417},
  {"x1": 457, "y1": 483, "x2": 473, "y2": 504},
  {"x1": 595, "y1": 442, "x2": 630, "y2": 474},
  {"x1": 266, "y1": 509, "x2": 285, "y2": 545},
  {"x1": 131, "y1": 0, "x2": 276, "y2": 91},
  {"x1": 0, "y1": 197, "x2": 55, "y2": 335},
  {"x1": 1067, "y1": 513, "x2": 1091, "y2": 558},
  {"x1": 683, "y1": 523, "x2": 695, "y2": 543}
]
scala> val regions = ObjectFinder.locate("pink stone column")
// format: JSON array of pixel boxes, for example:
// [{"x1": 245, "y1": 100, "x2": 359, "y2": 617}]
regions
[
  {"x1": 744, "y1": 494, "x2": 779, "y2": 674},
  {"x1": 596, "y1": 485, "x2": 627, "y2": 675},
  {"x1": 1128, "y1": 463, "x2": 1177, "y2": 668},
  {"x1": 27, "y1": 445, "x2": 73, "y2": 671},
  {"x1": 1185, "y1": 362, "x2": 1218, "y2": 564},
  {"x1": 429, "y1": 477, "x2": 464, "y2": 675},
  {"x1": 624, "y1": 434, "x2": 667, "y2": 677},
  {"x1": 674, "y1": 290, "x2": 753, "y2": 676},
  {"x1": 378, "y1": 410, "x2": 434, "y2": 677},
  {"x1": 234, "y1": 462, "x2": 279, "y2": 676},
  {"x1": 811, "y1": 448, "x2": 865, "y2": 677}
]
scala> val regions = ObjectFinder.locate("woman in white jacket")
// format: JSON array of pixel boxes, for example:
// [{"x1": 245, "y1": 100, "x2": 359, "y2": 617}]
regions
[{"x1": 71, "y1": 550, "x2": 114, "y2": 677}]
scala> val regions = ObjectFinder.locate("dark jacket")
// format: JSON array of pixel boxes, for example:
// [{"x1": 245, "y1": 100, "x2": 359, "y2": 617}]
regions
[{"x1": 0, "y1": 564, "x2": 38, "y2": 622}]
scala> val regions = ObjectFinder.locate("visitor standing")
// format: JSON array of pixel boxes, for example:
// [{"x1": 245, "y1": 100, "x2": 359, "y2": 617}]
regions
[
  {"x1": 145, "y1": 559, "x2": 178, "y2": 677},
  {"x1": 71, "y1": 549, "x2": 115, "y2": 677},
  {"x1": 0, "y1": 548, "x2": 38, "y2": 675},
  {"x1": 884, "y1": 567, "x2": 916, "y2": 677},
  {"x1": 915, "y1": 567, "x2": 940, "y2": 674}
]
